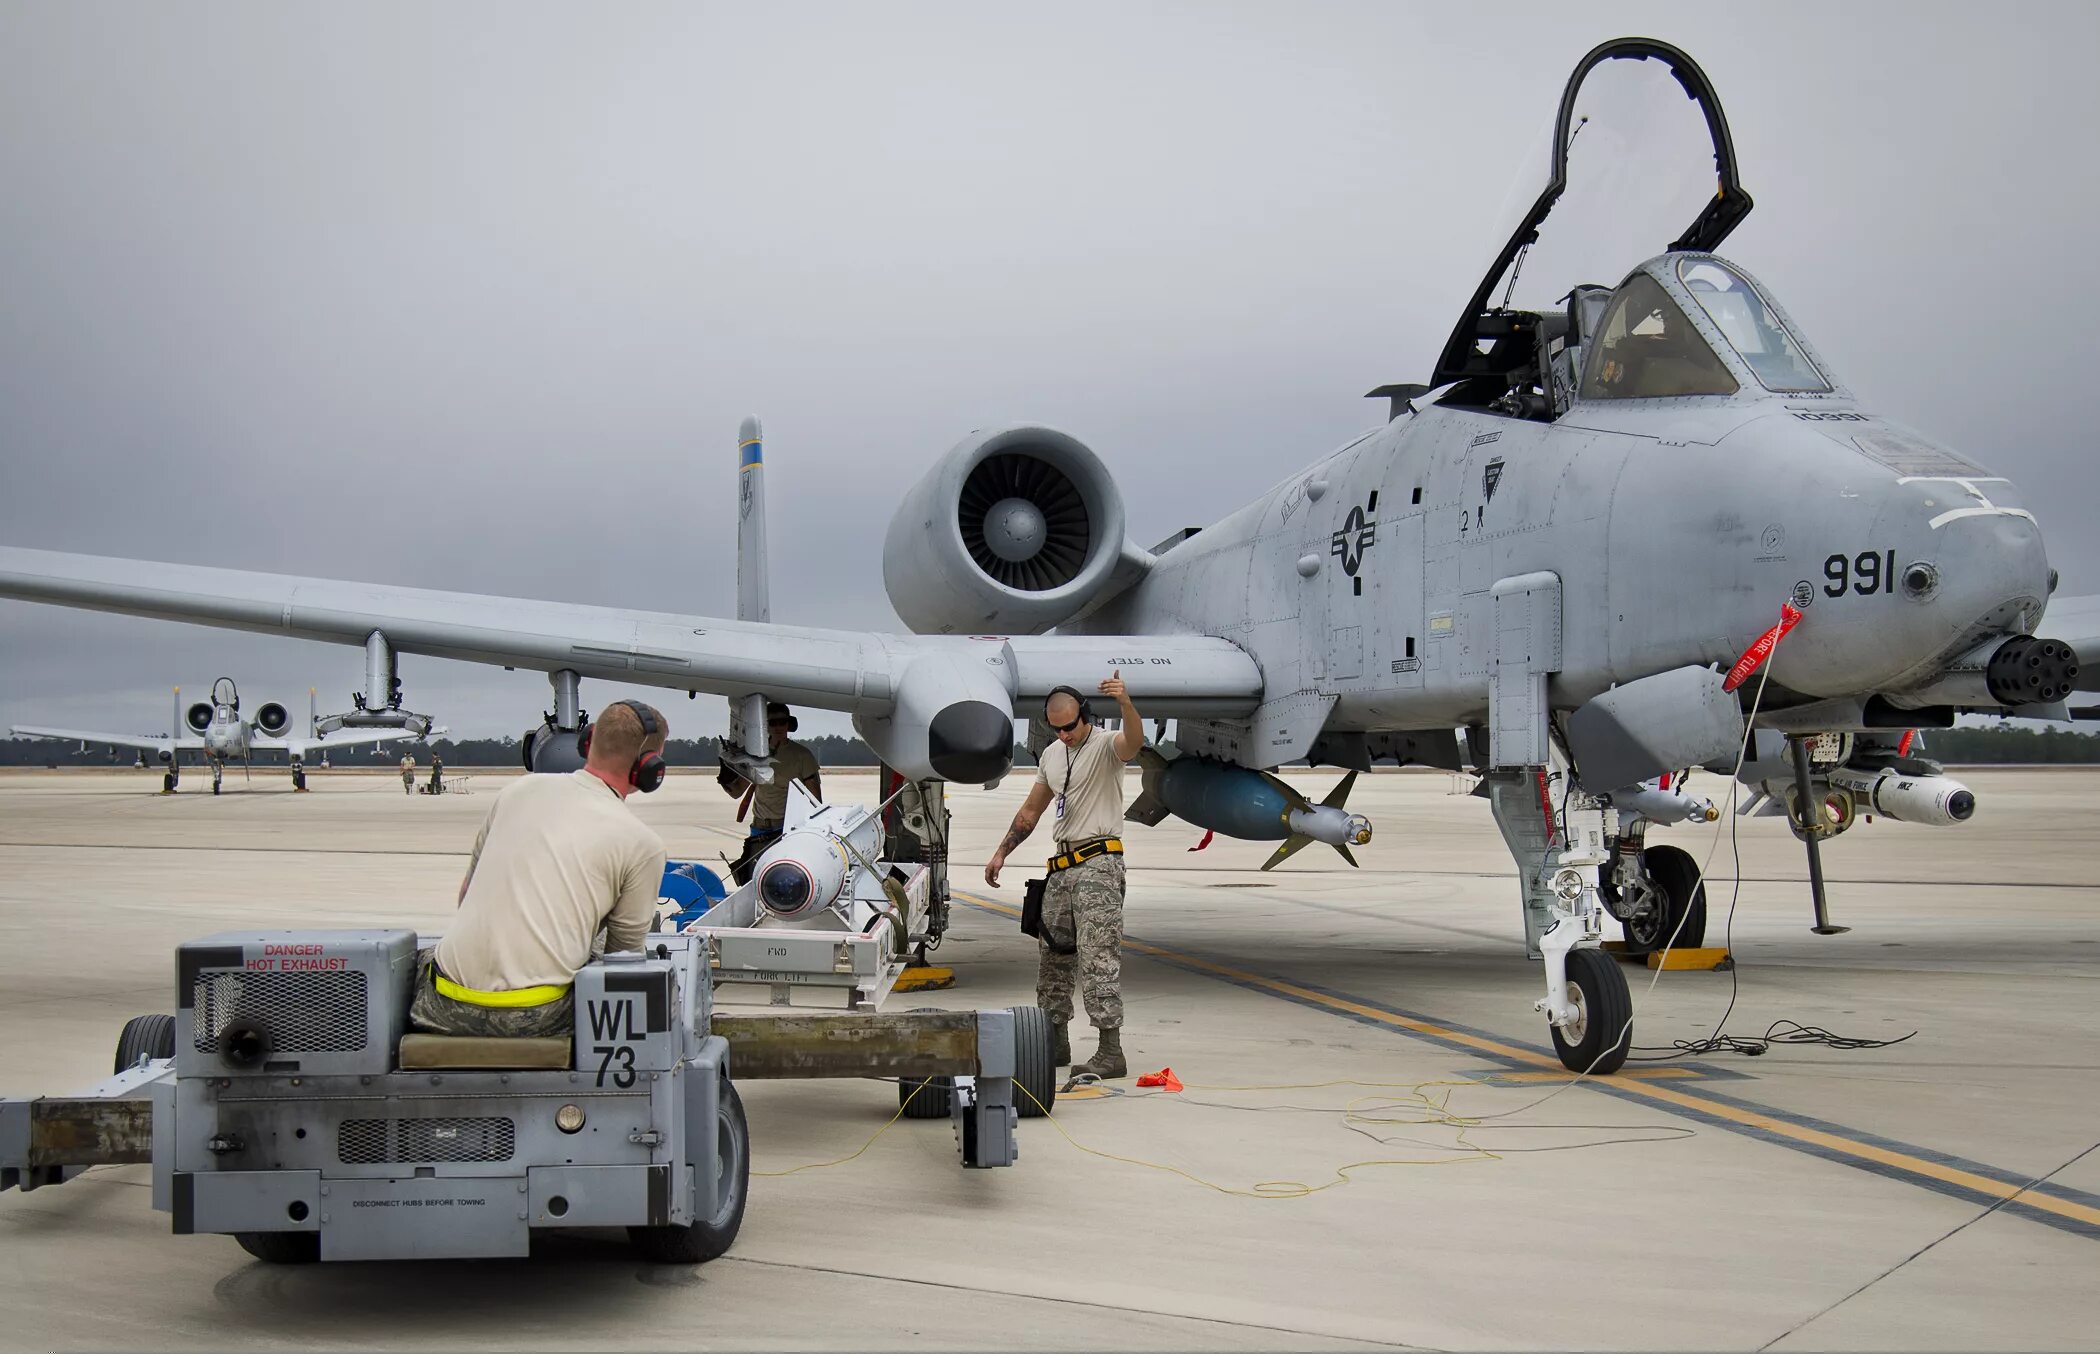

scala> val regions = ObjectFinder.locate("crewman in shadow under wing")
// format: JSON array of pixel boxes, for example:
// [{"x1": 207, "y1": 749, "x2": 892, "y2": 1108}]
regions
[{"x1": 716, "y1": 701, "x2": 822, "y2": 884}]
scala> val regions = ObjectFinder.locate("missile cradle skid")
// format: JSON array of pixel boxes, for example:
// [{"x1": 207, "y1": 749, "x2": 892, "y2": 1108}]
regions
[{"x1": 679, "y1": 859, "x2": 927, "y2": 1011}]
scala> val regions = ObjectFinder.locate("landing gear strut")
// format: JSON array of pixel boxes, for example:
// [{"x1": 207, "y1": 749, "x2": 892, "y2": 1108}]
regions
[
  {"x1": 291, "y1": 763, "x2": 307, "y2": 792},
  {"x1": 1532, "y1": 806, "x2": 1631, "y2": 1074},
  {"x1": 210, "y1": 762, "x2": 223, "y2": 796}
]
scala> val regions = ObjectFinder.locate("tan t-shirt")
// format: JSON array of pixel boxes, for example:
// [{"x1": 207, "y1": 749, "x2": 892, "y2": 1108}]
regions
[
  {"x1": 435, "y1": 770, "x2": 667, "y2": 991},
  {"x1": 750, "y1": 740, "x2": 821, "y2": 828},
  {"x1": 1034, "y1": 728, "x2": 1127, "y2": 847}
]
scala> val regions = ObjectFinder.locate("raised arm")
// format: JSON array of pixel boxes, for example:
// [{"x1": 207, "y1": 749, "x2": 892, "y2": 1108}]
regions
[
  {"x1": 1101, "y1": 670, "x2": 1143, "y2": 761},
  {"x1": 984, "y1": 781, "x2": 1055, "y2": 888}
]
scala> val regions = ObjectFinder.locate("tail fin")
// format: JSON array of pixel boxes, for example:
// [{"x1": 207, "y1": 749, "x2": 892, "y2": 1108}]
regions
[
  {"x1": 1320, "y1": 770, "x2": 1359, "y2": 810},
  {"x1": 309, "y1": 688, "x2": 317, "y2": 740},
  {"x1": 737, "y1": 416, "x2": 769, "y2": 624},
  {"x1": 171, "y1": 686, "x2": 181, "y2": 742},
  {"x1": 1125, "y1": 745, "x2": 1173, "y2": 826},
  {"x1": 1261, "y1": 834, "x2": 1314, "y2": 871}
]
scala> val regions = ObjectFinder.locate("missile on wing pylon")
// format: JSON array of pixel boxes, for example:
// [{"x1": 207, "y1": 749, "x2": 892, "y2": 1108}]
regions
[
  {"x1": 1825, "y1": 764, "x2": 1976, "y2": 827},
  {"x1": 1127, "y1": 746, "x2": 1372, "y2": 869}
]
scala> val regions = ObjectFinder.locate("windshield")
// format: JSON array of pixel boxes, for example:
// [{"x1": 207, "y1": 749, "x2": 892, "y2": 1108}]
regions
[
  {"x1": 1579, "y1": 273, "x2": 1738, "y2": 400},
  {"x1": 1676, "y1": 258, "x2": 1830, "y2": 392}
]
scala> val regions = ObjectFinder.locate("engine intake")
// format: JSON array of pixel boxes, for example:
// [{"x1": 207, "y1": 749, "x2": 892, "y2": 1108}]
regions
[
  {"x1": 186, "y1": 702, "x2": 214, "y2": 733},
  {"x1": 254, "y1": 702, "x2": 291, "y2": 736},
  {"x1": 883, "y1": 425, "x2": 1131, "y2": 634}
]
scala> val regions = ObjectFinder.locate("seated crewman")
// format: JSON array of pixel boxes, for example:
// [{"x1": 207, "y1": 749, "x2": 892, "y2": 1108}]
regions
[{"x1": 409, "y1": 701, "x2": 670, "y2": 1038}]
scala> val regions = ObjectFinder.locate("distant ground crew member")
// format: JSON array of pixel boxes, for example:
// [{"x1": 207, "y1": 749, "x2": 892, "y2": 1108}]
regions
[
  {"x1": 399, "y1": 752, "x2": 416, "y2": 795},
  {"x1": 716, "y1": 702, "x2": 822, "y2": 884},
  {"x1": 409, "y1": 701, "x2": 670, "y2": 1038},
  {"x1": 428, "y1": 755, "x2": 445, "y2": 795},
  {"x1": 985, "y1": 672, "x2": 1142, "y2": 1079}
]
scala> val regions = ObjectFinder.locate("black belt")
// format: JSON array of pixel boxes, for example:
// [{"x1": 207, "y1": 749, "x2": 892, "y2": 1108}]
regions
[{"x1": 1047, "y1": 838, "x2": 1122, "y2": 873}]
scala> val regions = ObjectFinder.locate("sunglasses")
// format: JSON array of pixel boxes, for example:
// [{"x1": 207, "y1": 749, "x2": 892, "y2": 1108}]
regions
[{"x1": 1049, "y1": 715, "x2": 1085, "y2": 734}]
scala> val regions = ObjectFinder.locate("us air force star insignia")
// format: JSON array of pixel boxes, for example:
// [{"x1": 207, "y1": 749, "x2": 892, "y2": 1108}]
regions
[{"x1": 1330, "y1": 504, "x2": 1377, "y2": 575}]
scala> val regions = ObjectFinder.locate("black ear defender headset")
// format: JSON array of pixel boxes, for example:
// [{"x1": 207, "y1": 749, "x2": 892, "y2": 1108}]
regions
[
  {"x1": 1042, "y1": 685, "x2": 1095, "y2": 733},
  {"x1": 577, "y1": 700, "x2": 668, "y2": 793}
]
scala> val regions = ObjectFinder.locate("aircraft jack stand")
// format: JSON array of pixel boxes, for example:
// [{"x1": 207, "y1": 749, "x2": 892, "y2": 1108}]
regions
[{"x1": 1791, "y1": 737, "x2": 1851, "y2": 935}]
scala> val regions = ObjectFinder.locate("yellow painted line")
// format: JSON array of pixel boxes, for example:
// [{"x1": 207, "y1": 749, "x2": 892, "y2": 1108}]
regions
[{"x1": 958, "y1": 891, "x2": 2100, "y2": 1231}]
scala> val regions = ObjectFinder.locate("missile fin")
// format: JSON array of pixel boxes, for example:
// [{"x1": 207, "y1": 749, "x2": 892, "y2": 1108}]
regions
[
  {"x1": 1319, "y1": 770, "x2": 1359, "y2": 810},
  {"x1": 1260, "y1": 833, "x2": 1314, "y2": 872},
  {"x1": 1126, "y1": 745, "x2": 1173, "y2": 827},
  {"x1": 1260, "y1": 769, "x2": 1313, "y2": 813},
  {"x1": 1332, "y1": 841, "x2": 1359, "y2": 868}
]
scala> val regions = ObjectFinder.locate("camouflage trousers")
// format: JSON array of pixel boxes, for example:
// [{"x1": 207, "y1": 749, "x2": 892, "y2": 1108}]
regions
[
  {"x1": 408, "y1": 947, "x2": 574, "y2": 1039},
  {"x1": 1035, "y1": 854, "x2": 1125, "y2": 1029}
]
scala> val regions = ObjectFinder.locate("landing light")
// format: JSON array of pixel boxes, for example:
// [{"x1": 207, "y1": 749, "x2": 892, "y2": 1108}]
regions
[{"x1": 556, "y1": 1104, "x2": 585, "y2": 1133}]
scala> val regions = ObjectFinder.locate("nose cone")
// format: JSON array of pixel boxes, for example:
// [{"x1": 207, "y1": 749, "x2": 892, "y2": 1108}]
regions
[
  {"x1": 927, "y1": 700, "x2": 1014, "y2": 783},
  {"x1": 1769, "y1": 460, "x2": 2053, "y2": 696}
]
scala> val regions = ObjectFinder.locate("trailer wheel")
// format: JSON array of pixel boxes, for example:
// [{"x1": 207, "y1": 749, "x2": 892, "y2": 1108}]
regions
[
  {"x1": 235, "y1": 1231, "x2": 320, "y2": 1264},
  {"x1": 630, "y1": 1078, "x2": 749, "y2": 1264},
  {"x1": 1010, "y1": 1005, "x2": 1057, "y2": 1119},
  {"x1": 113, "y1": 1013, "x2": 176, "y2": 1074},
  {"x1": 897, "y1": 1006, "x2": 955, "y2": 1118}
]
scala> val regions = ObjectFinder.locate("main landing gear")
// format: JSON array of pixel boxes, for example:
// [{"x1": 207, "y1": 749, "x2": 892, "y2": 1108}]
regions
[{"x1": 291, "y1": 763, "x2": 308, "y2": 792}]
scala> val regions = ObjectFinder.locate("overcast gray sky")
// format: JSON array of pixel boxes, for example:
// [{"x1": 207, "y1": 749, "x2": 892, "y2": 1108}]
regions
[{"x1": 3, "y1": 2, "x2": 2095, "y2": 740}]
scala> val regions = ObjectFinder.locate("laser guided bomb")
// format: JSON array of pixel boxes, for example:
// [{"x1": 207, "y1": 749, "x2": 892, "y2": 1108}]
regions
[{"x1": 1127, "y1": 746, "x2": 1371, "y2": 869}]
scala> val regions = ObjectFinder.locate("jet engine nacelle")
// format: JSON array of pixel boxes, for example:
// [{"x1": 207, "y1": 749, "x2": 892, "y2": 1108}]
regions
[
  {"x1": 253, "y1": 702, "x2": 291, "y2": 736},
  {"x1": 186, "y1": 702, "x2": 214, "y2": 732},
  {"x1": 883, "y1": 425, "x2": 1132, "y2": 634}
]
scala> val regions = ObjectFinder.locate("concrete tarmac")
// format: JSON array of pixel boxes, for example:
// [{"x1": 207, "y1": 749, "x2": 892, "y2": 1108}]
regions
[{"x1": 1, "y1": 764, "x2": 2095, "y2": 1350}]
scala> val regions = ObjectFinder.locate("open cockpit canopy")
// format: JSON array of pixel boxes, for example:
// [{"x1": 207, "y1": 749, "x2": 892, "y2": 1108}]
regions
[{"x1": 1415, "y1": 39, "x2": 1756, "y2": 419}]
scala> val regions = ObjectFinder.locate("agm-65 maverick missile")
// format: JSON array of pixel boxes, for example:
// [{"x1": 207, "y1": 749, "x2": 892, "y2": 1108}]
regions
[
  {"x1": 1825, "y1": 764, "x2": 1976, "y2": 827},
  {"x1": 752, "y1": 788, "x2": 887, "y2": 922},
  {"x1": 1126, "y1": 746, "x2": 1372, "y2": 870}
]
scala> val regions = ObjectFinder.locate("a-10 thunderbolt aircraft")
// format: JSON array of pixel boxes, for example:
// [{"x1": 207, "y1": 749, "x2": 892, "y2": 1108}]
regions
[
  {"x1": 1, "y1": 39, "x2": 2094, "y2": 1069},
  {"x1": 9, "y1": 678, "x2": 439, "y2": 793}
]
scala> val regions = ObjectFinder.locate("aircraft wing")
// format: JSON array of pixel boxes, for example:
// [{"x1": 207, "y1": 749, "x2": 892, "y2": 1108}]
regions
[
  {"x1": 8, "y1": 725, "x2": 194, "y2": 753},
  {"x1": 0, "y1": 546, "x2": 1263, "y2": 780},
  {"x1": 258, "y1": 726, "x2": 445, "y2": 756}
]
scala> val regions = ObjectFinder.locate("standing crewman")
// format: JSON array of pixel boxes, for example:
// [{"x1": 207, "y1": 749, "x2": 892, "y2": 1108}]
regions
[
  {"x1": 716, "y1": 702, "x2": 822, "y2": 883},
  {"x1": 985, "y1": 671, "x2": 1142, "y2": 1079},
  {"x1": 409, "y1": 700, "x2": 670, "y2": 1037},
  {"x1": 399, "y1": 751, "x2": 416, "y2": 796}
]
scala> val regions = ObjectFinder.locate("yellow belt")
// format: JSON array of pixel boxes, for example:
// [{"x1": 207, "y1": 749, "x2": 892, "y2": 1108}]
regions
[
  {"x1": 1047, "y1": 838, "x2": 1122, "y2": 873},
  {"x1": 433, "y1": 966, "x2": 571, "y2": 1009}
]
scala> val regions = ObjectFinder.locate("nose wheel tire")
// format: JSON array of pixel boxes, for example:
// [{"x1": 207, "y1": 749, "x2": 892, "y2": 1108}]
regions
[
  {"x1": 1550, "y1": 947, "x2": 1632, "y2": 1074},
  {"x1": 1619, "y1": 844, "x2": 1707, "y2": 955}
]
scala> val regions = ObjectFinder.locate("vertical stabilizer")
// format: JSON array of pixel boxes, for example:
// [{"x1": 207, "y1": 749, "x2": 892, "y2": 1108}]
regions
[
  {"x1": 309, "y1": 687, "x2": 317, "y2": 739},
  {"x1": 737, "y1": 416, "x2": 770, "y2": 624},
  {"x1": 171, "y1": 687, "x2": 181, "y2": 742}
]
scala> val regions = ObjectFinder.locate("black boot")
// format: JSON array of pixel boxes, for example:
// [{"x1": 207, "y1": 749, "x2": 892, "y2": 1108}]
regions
[
  {"x1": 1050, "y1": 1020, "x2": 1071, "y2": 1066},
  {"x1": 1071, "y1": 1026, "x2": 1126, "y2": 1080}
]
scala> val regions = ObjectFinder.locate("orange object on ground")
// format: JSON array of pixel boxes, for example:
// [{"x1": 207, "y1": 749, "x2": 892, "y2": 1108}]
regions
[{"x1": 1136, "y1": 1068, "x2": 1183, "y2": 1092}]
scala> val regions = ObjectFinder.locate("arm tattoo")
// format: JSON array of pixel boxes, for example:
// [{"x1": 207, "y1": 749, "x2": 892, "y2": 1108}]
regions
[{"x1": 997, "y1": 810, "x2": 1037, "y2": 857}]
